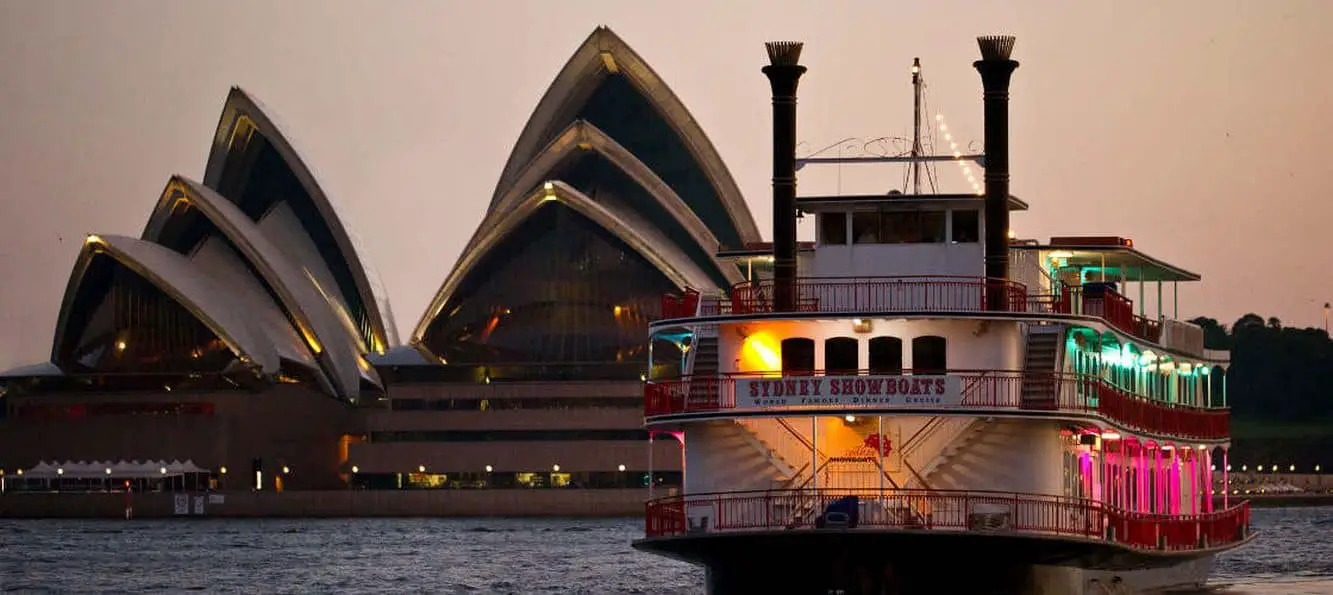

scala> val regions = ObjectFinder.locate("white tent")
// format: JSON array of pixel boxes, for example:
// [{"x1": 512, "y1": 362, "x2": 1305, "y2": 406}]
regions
[{"x1": 19, "y1": 459, "x2": 212, "y2": 479}]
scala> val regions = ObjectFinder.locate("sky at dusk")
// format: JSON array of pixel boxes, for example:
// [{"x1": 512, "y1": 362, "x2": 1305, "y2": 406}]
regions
[{"x1": 1, "y1": 0, "x2": 1330, "y2": 368}]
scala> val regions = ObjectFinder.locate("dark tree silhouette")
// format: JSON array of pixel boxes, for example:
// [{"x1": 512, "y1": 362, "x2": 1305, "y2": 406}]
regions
[{"x1": 1207, "y1": 314, "x2": 1333, "y2": 467}]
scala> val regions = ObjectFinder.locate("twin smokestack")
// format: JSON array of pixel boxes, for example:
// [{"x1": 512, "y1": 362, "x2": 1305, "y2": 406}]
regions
[{"x1": 761, "y1": 36, "x2": 1018, "y2": 312}]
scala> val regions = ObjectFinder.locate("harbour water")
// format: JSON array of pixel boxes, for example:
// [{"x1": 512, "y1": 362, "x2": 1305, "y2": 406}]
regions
[{"x1": 0, "y1": 506, "x2": 1328, "y2": 593}]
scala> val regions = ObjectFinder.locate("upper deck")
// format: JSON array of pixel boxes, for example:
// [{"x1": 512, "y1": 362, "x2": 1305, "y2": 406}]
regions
[{"x1": 659, "y1": 209, "x2": 1216, "y2": 360}]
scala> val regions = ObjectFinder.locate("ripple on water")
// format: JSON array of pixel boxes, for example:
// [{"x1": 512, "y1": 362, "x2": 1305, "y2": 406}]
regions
[{"x1": 0, "y1": 510, "x2": 1328, "y2": 593}]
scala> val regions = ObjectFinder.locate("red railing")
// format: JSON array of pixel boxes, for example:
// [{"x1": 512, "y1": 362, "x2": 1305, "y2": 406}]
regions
[
  {"x1": 643, "y1": 488, "x2": 1251, "y2": 553},
  {"x1": 643, "y1": 370, "x2": 1230, "y2": 441},
  {"x1": 1052, "y1": 285, "x2": 1163, "y2": 344},
  {"x1": 659, "y1": 279, "x2": 1174, "y2": 349},
  {"x1": 661, "y1": 277, "x2": 1029, "y2": 319},
  {"x1": 1107, "y1": 503, "x2": 1251, "y2": 550}
]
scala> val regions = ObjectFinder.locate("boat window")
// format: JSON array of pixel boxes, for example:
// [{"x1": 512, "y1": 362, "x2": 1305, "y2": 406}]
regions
[
  {"x1": 824, "y1": 337, "x2": 858, "y2": 375},
  {"x1": 780, "y1": 338, "x2": 816, "y2": 374},
  {"x1": 911, "y1": 336, "x2": 947, "y2": 373},
  {"x1": 868, "y1": 337, "x2": 903, "y2": 375},
  {"x1": 819, "y1": 212, "x2": 848, "y2": 245},
  {"x1": 951, "y1": 209, "x2": 980, "y2": 243},
  {"x1": 881, "y1": 211, "x2": 947, "y2": 243},
  {"x1": 852, "y1": 212, "x2": 880, "y2": 244}
]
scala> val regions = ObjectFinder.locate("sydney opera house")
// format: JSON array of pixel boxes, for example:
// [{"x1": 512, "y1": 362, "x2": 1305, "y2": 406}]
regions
[{"x1": 0, "y1": 27, "x2": 761, "y2": 500}]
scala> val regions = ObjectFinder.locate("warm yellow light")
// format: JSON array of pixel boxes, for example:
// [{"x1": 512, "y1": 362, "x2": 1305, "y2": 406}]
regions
[
  {"x1": 282, "y1": 466, "x2": 290, "y2": 474},
  {"x1": 618, "y1": 464, "x2": 626, "y2": 472},
  {"x1": 741, "y1": 333, "x2": 782, "y2": 371},
  {"x1": 116, "y1": 340, "x2": 127, "y2": 351},
  {"x1": 220, "y1": 466, "x2": 228, "y2": 474},
  {"x1": 104, "y1": 468, "x2": 111, "y2": 475},
  {"x1": 85, "y1": 234, "x2": 103, "y2": 245},
  {"x1": 418, "y1": 465, "x2": 426, "y2": 473},
  {"x1": 485, "y1": 465, "x2": 493, "y2": 473},
  {"x1": 1100, "y1": 431, "x2": 1121, "y2": 440},
  {"x1": 543, "y1": 181, "x2": 554, "y2": 191},
  {"x1": 552, "y1": 464, "x2": 561, "y2": 472},
  {"x1": 1007, "y1": 229, "x2": 1017, "y2": 239},
  {"x1": 844, "y1": 415, "x2": 856, "y2": 423},
  {"x1": 613, "y1": 305, "x2": 622, "y2": 316}
]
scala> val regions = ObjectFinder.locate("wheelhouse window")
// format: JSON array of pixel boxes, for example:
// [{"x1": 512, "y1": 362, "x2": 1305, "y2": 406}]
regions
[
  {"x1": 911, "y1": 336, "x2": 947, "y2": 373},
  {"x1": 852, "y1": 212, "x2": 880, "y2": 244},
  {"x1": 951, "y1": 209, "x2": 980, "y2": 243},
  {"x1": 824, "y1": 337, "x2": 859, "y2": 375},
  {"x1": 868, "y1": 337, "x2": 903, "y2": 375},
  {"x1": 881, "y1": 211, "x2": 946, "y2": 243},
  {"x1": 819, "y1": 212, "x2": 848, "y2": 245},
  {"x1": 781, "y1": 338, "x2": 815, "y2": 375}
]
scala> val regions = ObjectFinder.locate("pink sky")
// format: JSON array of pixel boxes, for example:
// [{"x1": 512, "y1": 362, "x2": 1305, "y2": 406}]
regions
[{"x1": 2, "y1": 0, "x2": 1330, "y2": 367}]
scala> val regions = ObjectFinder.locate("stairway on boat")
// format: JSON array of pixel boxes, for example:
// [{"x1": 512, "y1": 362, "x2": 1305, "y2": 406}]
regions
[
  {"x1": 1020, "y1": 325, "x2": 1066, "y2": 410},
  {"x1": 686, "y1": 334, "x2": 719, "y2": 409}
]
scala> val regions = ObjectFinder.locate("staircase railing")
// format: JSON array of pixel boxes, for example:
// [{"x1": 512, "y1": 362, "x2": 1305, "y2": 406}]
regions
[{"x1": 895, "y1": 370, "x2": 1003, "y2": 489}]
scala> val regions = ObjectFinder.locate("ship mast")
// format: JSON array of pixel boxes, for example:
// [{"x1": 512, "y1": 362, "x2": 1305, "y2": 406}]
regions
[{"x1": 911, "y1": 57, "x2": 923, "y2": 194}]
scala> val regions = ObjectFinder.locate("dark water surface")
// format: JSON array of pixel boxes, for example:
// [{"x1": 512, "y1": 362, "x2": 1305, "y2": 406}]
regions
[{"x1": 0, "y1": 507, "x2": 1328, "y2": 593}]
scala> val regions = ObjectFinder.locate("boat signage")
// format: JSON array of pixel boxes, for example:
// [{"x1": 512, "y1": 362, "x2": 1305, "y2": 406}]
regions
[{"x1": 735, "y1": 375, "x2": 963, "y2": 409}]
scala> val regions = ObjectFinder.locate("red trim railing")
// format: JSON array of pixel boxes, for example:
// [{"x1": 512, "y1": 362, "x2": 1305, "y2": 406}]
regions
[
  {"x1": 1051, "y1": 285, "x2": 1163, "y2": 344},
  {"x1": 662, "y1": 277, "x2": 1029, "y2": 319},
  {"x1": 659, "y1": 278, "x2": 1180, "y2": 349},
  {"x1": 643, "y1": 488, "x2": 1251, "y2": 552},
  {"x1": 643, "y1": 370, "x2": 1229, "y2": 441}
]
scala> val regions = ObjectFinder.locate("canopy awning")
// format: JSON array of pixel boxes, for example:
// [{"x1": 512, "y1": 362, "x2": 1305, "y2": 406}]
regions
[{"x1": 16, "y1": 459, "x2": 211, "y2": 479}]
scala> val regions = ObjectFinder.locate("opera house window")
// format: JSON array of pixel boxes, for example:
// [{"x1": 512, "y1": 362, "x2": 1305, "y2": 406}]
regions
[
  {"x1": 57, "y1": 259, "x2": 235, "y2": 374},
  {"x1": 420, "y1": 205, "x2": 674, "y2": 366}
]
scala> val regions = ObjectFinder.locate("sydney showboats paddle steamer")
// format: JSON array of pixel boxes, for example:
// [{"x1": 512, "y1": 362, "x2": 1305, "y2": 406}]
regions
[{"x1": 632, "y1": 35, "x2": 1251, "y2": 594}]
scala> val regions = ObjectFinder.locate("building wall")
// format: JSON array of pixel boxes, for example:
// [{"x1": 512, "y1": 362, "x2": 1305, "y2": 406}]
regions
[
  {"x1": 0, "y1": 385, "x2": 356, "y2": 490},
  {"x1": 0, "y1": 489, "x2": 653, "y2": 518},
  {"x1": 357, "y1": 378, "x2": 680, "y2": 477}
]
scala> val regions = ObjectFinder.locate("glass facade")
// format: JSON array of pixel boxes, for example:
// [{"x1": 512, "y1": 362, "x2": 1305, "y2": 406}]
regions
[
  {"x1": 55, "y1": 255, "x2": 236, "y2": 374},
  {"x1": 553, "y1": 151, "x2": 731, "y2": 288},
  {"x1": 577, "y1": 75, "x2": 742, "y2": 249},
  {"x1": 210, "y1": 130, "x2": 378, "y2": 351},
  {"x1": 421, "y1": 202, "x2": 676, "y2": 364}
]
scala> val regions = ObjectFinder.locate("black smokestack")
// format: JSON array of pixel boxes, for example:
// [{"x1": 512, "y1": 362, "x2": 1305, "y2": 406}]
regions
[
  {"x1": 974, "y1": 35, "x2": 1019, "y2": 311},
  {"x1": 763, "y1": 41, "x2": 806, "y2": 312}
]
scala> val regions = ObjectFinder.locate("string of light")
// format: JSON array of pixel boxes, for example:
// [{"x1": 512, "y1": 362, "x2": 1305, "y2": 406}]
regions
[{"x1": 933, "y1": 113, "x2": 982, "y2": 195}]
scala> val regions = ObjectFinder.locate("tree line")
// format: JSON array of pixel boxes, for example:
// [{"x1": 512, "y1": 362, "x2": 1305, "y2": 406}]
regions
[
  {"x1": 1189, "y1": 314, "x2": 1333, "y2": 423},
  {"x1": 1190, "y1": 314, "x2": 1332, "y2": 468}
]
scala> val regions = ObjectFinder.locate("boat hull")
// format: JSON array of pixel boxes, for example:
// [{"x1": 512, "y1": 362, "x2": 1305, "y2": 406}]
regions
[{"x1": 634, "y1": 530, "x2": 1240, "y2": 594}]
